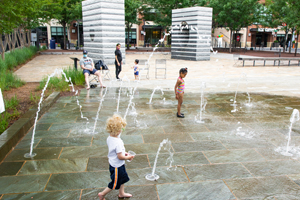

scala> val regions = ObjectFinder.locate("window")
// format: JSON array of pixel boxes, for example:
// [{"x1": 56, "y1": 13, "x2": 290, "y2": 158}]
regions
[
  {"x1": 51, "y1": 27, "x2": 67, "y2": 44},
  {"x1": 51, "y1": 27, "x2": 67, "y2": 36},
  {"x1": 125, "y1": 28, "x2": 137, "y2": 44}
]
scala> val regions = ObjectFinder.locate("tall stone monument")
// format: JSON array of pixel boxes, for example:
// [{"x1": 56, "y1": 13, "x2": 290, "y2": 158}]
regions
[
  {"x1": 82, "y1": 0, "x2": 125, "y2": 64},
  {"x1": 171, "y1": 7, "x2": 213, "y2": 61}
]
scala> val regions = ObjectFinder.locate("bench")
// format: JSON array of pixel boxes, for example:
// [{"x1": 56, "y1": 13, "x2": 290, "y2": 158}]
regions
[{"x1": 238, "y1": 57, "x2": 300, "y2": 67}]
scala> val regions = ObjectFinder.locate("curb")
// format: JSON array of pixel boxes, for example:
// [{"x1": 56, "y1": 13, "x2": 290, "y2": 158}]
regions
[{"x1": 0, "y1": 92, "x2": 60, "y2": 162}]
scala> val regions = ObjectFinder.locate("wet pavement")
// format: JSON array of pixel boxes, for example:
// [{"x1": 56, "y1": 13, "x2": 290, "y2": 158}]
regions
[{"x1": 1, "y1": 86, "x2": 300, "y2": 199}]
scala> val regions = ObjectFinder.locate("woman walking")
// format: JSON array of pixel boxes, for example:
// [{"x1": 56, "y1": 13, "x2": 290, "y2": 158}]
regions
[{"x1": 115, "y1": 43, "x2": 122, "y2": 80}]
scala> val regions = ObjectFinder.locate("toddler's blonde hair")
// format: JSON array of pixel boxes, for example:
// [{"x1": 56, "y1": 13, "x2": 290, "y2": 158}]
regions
[{"x1": 106, "y1": 114, "x2": 127, "y2": 136}]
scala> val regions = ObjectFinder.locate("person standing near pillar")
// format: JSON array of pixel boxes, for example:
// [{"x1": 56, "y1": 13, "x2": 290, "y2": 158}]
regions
[{"x1": 115, "y1": 43, "x2": 122, "y2": 80}]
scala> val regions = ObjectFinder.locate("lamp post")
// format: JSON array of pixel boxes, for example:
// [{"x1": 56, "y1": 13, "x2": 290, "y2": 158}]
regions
[{"x1": 143, "y1": 19, "x2": 146, "y2": 47}]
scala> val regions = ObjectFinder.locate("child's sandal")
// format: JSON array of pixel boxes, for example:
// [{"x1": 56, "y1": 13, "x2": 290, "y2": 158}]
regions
[{"x1": 177, "y1": 113, "x2": 184, "y2": 118}]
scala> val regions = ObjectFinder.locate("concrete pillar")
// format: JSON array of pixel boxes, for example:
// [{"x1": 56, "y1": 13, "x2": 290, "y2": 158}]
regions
[
  {"x1": 82, "y1": 0, "x2": 125, "y2": 64},
  {"x1": 171, "y1": 7, "x2": 212, "y2": 61}
]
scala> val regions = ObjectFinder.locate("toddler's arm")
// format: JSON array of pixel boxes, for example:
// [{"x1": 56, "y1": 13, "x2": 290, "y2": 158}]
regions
[{"x1": 117, "y1": 152, "x2": 134, "y2": 161}]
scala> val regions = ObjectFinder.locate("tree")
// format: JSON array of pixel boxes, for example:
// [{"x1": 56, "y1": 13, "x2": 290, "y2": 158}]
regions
[
  {"x1": 52, "y1": 0, "x2": 83, "y2": 50},
  {"x1": 0, "y1": 0, "x2": 23, "y2": 59},
  {"x1": 208, "y1": 0, "x2": 262, "y2": 53},
  {"x1": 125, "y1": 0, "x2": 142, "y2": 50},
  {"x1": 141, "y1": 0, "x2": 206, "y2": 29},
  {"x1": 0, "y1": 0, "x2": 51, "y2": 59}
]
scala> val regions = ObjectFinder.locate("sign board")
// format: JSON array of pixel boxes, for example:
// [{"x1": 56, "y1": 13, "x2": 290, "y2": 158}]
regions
[
  {"x1": 141, "y1": 31, "x2": 146, "y2": 35},
  {"x1": 237, "y1": 36, "x2": 240, "y2": 41},
  {"x1": 31, "y1": 33, "x2": 37, "y2": 42},
  {"x1": 0, "y1": 89, "x2": 5, "y2": 114}
]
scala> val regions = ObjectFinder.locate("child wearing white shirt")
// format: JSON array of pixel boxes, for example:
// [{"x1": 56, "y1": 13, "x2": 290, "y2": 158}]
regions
[{"x1": 98, "y1": 115, "x2": 134, "y2": 200}]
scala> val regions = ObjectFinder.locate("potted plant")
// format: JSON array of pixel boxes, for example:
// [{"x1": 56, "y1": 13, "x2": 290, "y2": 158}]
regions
[
  {"x1": 56, "y1": 44, "x2": 61, "y2": 49},
  {"x1": 273, "y1": 40, "x2": 279, "y2": 47},
  {"x1": 292, "y1": 40, "x2": 296, "y2": 48}
]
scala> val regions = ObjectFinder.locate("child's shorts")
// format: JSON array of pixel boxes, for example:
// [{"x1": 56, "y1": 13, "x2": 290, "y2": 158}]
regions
[
  {"x1": 134, "y1": 71, "x2": 139, "y2": 75},
  {"x1": 108, "y1": 164, "x2": 130, "y2": 190}
]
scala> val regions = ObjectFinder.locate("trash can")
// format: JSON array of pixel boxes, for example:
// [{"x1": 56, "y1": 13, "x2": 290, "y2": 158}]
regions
[{"x1": 50, "y1": 38, "x2": 56, "y2": 49}]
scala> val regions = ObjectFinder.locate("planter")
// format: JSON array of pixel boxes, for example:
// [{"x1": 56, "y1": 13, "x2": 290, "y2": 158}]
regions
[{"x1": 273, "y1": 43, "x2": 279, "y2": 47}]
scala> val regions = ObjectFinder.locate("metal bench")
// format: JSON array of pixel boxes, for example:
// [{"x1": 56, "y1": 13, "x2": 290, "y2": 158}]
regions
[
  {"x1": 155, "y1": 59, "x2": 167, "y2": 79},
  {"x1": 239, "y1": 57, "x2": 300, "y2": 67}
]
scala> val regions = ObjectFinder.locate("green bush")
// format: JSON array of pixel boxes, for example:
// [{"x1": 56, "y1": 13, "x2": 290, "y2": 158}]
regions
[
  {"x1": 39, "y1": 67, "x2": 85, "y2": 91},
  {"x1": 41, "y1": 45, "x2": 47, "y2": 51}
]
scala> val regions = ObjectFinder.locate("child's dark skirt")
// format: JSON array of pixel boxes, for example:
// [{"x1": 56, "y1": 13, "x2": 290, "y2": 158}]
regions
[{"x1": 108, "y1": 164, "x2": 130, "y2": 190}]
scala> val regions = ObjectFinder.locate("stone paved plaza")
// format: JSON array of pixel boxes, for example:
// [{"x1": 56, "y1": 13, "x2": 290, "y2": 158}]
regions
[{"x1": 2, "y1": 85, "x2": 300, "y2": 199}]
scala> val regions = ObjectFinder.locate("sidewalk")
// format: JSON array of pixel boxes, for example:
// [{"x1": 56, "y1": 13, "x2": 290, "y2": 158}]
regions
[{"x1": 14, "y1": 52, "x2": 300, "y2": 98}]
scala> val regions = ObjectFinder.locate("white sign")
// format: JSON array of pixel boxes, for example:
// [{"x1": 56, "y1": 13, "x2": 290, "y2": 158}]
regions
[
  {"x1": 258, "y1": 28, "x2": 276, "y2": 32},
  {"x1": 141, "y1": 31, "x2": 146, "y2": 35},
  {"x1": 0, "y1": 89, "x2": 5, "y2": 114},
  {"x1": 31, "y1": 33, "x2": 37, "y2": 42}
]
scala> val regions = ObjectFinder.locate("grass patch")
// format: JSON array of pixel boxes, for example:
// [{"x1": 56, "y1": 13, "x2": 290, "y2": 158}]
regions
[
  {"x1": 0, "y1": 95, "x2": 20, "y2": 133},
  {"x1": 39, "y1": 67, "x2": 85, "y2": 91},
  {"x1": 0, "y1": 46, "x2": 38, "y2": 91},
  {"x1": 0, "y1": 112, "x2": 10, "y2": 133},
  {"x1": 30, "y1": 92, "x2": 41, "y2": 104},
  {"x1": 4, "y1": 95, "x2": 19, "y2": 109}
]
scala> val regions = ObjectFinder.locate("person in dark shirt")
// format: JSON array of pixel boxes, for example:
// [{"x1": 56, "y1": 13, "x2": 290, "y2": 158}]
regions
[{"x1": 115, "y1": 43, "x2": 122, "y2": 80}]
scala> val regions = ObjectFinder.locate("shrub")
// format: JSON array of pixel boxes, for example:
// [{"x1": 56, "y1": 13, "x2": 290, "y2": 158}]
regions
[
  {"x1": 38, "y1": 67, "x2": 85, "y2": 91},
  {"x1": 41, "y1": 45, "x2": 47, "y2": 51}
]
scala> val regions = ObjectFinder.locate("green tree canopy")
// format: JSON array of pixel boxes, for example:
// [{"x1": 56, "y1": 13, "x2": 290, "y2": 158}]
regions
[
  {"x1": 125, "y1": 0, "x2": 142, "y2": 49},
  {"x1": 141, "y1": 0, "x2": 207, "y2": 28},
  {"x1": 208, "y1": 0, "x2": 262, "y2": 52},
  {"x1": 51, "y1": 0, "x2": 83, "y2": 49}
]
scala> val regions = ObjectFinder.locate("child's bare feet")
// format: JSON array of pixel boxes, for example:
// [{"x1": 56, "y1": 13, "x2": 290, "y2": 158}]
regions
[
  {"x1": 118, "y1": 193, "x2": 132, "y2": 198},
  {"x1": 98, "y1": 192, "x2": 106, "y2": 200}
]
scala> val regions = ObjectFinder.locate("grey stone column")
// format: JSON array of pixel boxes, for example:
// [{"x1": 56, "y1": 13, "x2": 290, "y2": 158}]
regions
[
  {"x1": 82, "y1": 0, "x2": 125, "y2": 64},
  {"x1": 171, "y1": 7, "x2": 212, "y2": 61}
]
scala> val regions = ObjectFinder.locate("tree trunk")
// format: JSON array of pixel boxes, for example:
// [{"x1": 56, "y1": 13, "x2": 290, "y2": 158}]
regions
[
  {"x1": 19, "y1": 27, "x2": 25, "y2": 48},
  {"x1": 0, "y1": 35, "x2": 7, "y2": 60},
  {"x1": 295, "y1": 33, "x2": 299, "y2": 57},
  {"x1": 127, "y1": 24, "x2": 131, "y2": 50},
  {"x1": 229, "y1": 29, "x2": 232, "y2": 53},
  {"x1": 7, "y1": 33, "x2": 12, "y2": 51},
  {"x1": 15, "y1": 29, "x2": 21, "y2": 48},
  {"x1": 26, "y1": 31, "x2": 31, "y2": 47},
  {"x1": 289, "y1": 28, "x2": 294, "y2": 54},
  {"x1": 12, "y1": 29, "x2": 17, "y2": 50},
  {"x1": 283, "y1": 27, "x2": 288, "y2": 53},
  {"x1": 63, "y1": 22, "x2": 66, "y2": 50}
]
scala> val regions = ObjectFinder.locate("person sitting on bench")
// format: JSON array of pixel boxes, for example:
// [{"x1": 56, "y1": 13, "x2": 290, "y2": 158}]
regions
[{"x1": 80, "y1": 50, "x2": 106, "y2": 90}]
